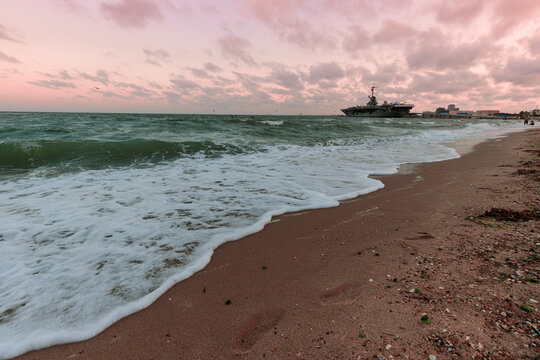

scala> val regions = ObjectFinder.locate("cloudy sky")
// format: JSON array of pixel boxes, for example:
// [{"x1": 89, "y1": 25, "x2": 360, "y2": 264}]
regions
[{"x1": 1, "y1": 0, "x2": 540, "y2": 114}]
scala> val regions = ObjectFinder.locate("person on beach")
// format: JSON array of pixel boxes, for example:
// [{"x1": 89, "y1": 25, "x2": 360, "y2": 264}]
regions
[
  {"x1": 530, "y1": 119, "x2": 535, "y2": 125},
  {"x1": 524, "y1": 114, "x2": 529, "y2": 125}
]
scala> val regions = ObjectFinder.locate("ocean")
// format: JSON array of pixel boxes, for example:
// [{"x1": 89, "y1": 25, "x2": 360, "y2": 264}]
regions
[{"x1": 0, "y1": 112, "x2": 520, "y2": 358}]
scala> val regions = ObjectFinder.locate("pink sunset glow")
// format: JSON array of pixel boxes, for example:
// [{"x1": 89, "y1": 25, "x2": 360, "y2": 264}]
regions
[{"x1": 1, "y1": 0, "x2": 539, "y2": 114}]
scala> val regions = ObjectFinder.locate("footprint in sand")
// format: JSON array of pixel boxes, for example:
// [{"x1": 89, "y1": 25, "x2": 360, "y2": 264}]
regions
[
  {"x1": 318, "y1": 284, "x2": 362, "y2": 306},
  {"x1": 233, "y1": 309, "x2": 285, "y2": 353}
]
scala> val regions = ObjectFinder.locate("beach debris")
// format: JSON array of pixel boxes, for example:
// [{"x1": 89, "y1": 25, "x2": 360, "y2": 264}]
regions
[
  {"x1": 405, "y1": 232, "x2": 435, "y2": 240},
  {"x1": 358, "y1": 332, "x2": 366, "y2": 339},
  {"x1": 520, "y1": 305, "x2": 533, "y2": 313},
  {"x1": 225, "y1": 299, "x2": 232, "y2": 305},
  {"x1": 203, "y1": 287, "x2": 206, "y2": 293},
  {"x1": 427, "y1": 333, "x2": 458, "y2": 354},
  {"x1": 261, "y1": 265, "x2": 267, "y2": 270},
  {"x1": 421, "y1": 314, "x2": 430, "y2": 324},
  {"x1": 515, "y1": 168, "x2": 537, "y2": 175},
  {"x1": 429, "y1": 355, "x2": 436, "y2": 360},
  {"x1": 479, "y1": 208, "x2": 540, "y2": 222}
]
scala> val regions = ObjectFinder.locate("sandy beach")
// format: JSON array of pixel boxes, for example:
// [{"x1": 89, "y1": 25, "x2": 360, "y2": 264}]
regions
[{"x1": 16, "y1": 128, "x2": 539, "y2": 360}]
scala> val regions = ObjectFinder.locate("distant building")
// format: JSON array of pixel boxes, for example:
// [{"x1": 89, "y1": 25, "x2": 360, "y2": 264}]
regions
[
  {"x1": 449, "y1": 110, "x2": 474, "y2": 117},
  {"x1": 435, "y1": 107, "x2": 446, "y2": 115},
  {"x1": 429, "y1": 105, "x2": 504, "y2": 118}
]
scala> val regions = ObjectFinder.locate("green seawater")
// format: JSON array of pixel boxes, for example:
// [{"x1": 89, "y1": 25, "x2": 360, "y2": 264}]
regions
[{"x1": 0, "y1": 111, "x2": 501, "y2": 175}]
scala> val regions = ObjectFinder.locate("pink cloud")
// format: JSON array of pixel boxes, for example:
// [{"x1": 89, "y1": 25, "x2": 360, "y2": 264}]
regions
[
  {"x1": 278, "y1": 19, "x2": 334, "y2": 50},
  {"x1": 245, "y1": 0, "x2": 335, "y2": 50},
  {"x1": 170, "y1": 75, "x2": 200, "y2": 92},
  {"x1": 374, "y1": 0, "x2": 414, "y2": 10},
  {"x1": 408, "y1": 79, "x2": 498, "y2": 113},
  {"x1": 490, "y1": 0, "x2": 540, "y2": 38},
  {"x1": 321, "y1": 0, "x2": 375, "y2": 17},
  {"x1": 406, "y1": 30, "x2": 496, "y2": 70},
  {"x1": 527, "y1": 30, "x2": 540, "y2": 54},
  {"x1": 53, "y1": 0, "x2": 86, "y2": 13},
  {"x1": 164, "y1": 90, "x2": 182, "y2": 103},
  {"x1": 270, "y1": 68, "x2": 303, "y2": 90},
  {"x1": 217, "y1": 33, "x2": 257, "y2": 66},
  {"x1": 433, "y1": 0, "x2": 485, "y2": 26},
  {"x1": 409, "y1": 70, "x2": 488, "y2": 96},
  {"x1": 213, "y1": 76, "x2": 235, "y2": 87},
  {"x1": 342, "y1": 19, "x2": 416, "y2": 54},
  {"x1": 116, "y1": 82, "x2": 156, "y2": 98},
  {"x1": 100, "y1": 90, "x2": 127, "y2": 99},
  {"x1": 28, "y1": 79, "x2": 76, "y2": 89},
  {"x1": 308, "y1": 62, "x2": 345, "y2": 83},
  {"x1": 41, "y1": 69, "x2": 73, "y2": 80},
  {"x1": 244, "y1": 0, "x2": 295, "y2": 26},
  {"x1": 342, "y1": 25, "x2": 371, "y2": 53},
  {"x1": 100, "y1": 0, "x2": 162, "y2": 28},
  {"x1": 491, "y1": 56, "x2": 540, "y2": 87},
  {"x1": 189, "y1": 68, "x2": 210, "y2": 79},
  {"x1": 148, "y1": 81, "x2": 162, "y2": 89},
  {"x1": 143, "y1": 48, "x2": 170, "y2": 66},
  {"x1": 362, "y1": 62, "x2": 409, "y2": 88},
  {"x1": 232, "y1": 71, "x2": 265, "y2": 92},
  {"x1": 321, "y1": 0, "x2": 414, "y2": 22},
  {"x1": 0, "y1": 24, "x2": 24, "y2": 44},
  {"x1": 199, "y1": 3, "x2": 219, "y2": 16},
  {"x1": 372, "y1": 19, "x2": 417, "y2": 43},
  {"x1": 0, "y1": 51, "x2": 21, "y2": 63},
  {"x1": 162, "y1": 0, "x2": 191, "y2": 16},
  {"x1": 203, "y1": 62, "x2": 222, "y2": 73},
  {"x1": 79, "y1": 69, "x2": 110, "y2": 85}
]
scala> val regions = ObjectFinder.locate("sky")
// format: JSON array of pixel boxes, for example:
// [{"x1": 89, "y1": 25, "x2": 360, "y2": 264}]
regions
[{"x1": 1, "y1": 0, "x2": 540, "y2": 115}]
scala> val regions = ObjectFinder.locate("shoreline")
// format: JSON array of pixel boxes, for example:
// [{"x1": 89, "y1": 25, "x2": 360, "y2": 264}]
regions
[{"x1": 16, "y1": 128, "x2": 540, "y2": 359}]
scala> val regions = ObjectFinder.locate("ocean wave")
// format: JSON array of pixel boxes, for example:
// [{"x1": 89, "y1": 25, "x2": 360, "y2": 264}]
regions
[{"x1": 0, "y1": 139, "x2": 252, "y2": 170}]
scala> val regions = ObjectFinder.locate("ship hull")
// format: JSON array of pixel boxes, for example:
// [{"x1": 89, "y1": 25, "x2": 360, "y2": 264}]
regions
[{"x1": 340, "y1": 105, "x2": 413, "y2": 118}]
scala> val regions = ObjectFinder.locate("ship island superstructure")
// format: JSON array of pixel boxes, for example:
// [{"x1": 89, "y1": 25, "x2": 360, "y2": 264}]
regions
[{"x1": 341, "y1": 86, "x2": 414, "y2": 117}]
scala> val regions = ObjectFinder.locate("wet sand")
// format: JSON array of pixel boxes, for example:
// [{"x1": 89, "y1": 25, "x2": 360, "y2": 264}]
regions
[{"x1": 17, "y1": 128, "x2": 539, "y2": 359}]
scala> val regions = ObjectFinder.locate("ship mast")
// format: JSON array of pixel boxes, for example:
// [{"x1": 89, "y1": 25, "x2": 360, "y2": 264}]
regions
[{"x1": 367, "y1": 84, "x2": 377, "y2": 106}]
